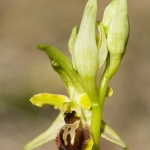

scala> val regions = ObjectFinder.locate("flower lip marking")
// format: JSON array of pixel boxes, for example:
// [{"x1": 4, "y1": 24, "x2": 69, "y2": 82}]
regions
[{"x1": 56, "y1": 111, "x2": 84, "y2": 150}]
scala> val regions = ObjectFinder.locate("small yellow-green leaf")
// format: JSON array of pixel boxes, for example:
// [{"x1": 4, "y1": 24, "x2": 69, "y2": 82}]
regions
[
  {"x1": 101, "y1": 120, "x2": 129, "y2": 150},
  {"x1": 24, "y1": 113, "x2": 64, "y2": 150},
  {"x1": 30, "y1": 93, "x2": 70, "y2": 109},
  {"x1": 106, "y1": 87, "x2": 113, "y2": 97},
  {"x1": 76, "y1": 93, "x2": 92, "y2": 109}
]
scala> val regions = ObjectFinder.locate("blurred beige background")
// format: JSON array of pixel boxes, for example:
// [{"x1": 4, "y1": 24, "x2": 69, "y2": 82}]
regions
[{"x1": 0, "y1": 0, "x2": 150, "y2": 149}]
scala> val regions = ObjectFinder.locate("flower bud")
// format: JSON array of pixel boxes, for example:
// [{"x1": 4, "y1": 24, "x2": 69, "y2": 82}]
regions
[
  {"x1": 107, "y1": 0, "x2": 129, "y2": 56},
  {"x1": 101, "y1": 0, "x2": 129, "y2": 78}
]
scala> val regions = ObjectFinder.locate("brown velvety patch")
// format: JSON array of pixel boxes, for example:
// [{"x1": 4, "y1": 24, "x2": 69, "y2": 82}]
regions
[{"x1": 56, "y1": 111, "x2": 92, "y2": 150}]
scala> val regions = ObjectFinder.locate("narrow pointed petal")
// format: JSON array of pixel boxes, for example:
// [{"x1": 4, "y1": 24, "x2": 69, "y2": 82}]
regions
[
  {"x1": 30, "y1": 93, "x2": 70, "y2": 109},
  {"x1": 101, "y1": 120, "x2": 129, "y2": 150},
  {"x1": 24, "y1": 113, "x2": 64, "y2": 150}
]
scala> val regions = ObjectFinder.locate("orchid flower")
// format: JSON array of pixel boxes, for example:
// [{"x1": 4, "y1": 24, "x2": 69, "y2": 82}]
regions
[{"x1": 24, "y1": 0, "x2": 129, "y2": 150}]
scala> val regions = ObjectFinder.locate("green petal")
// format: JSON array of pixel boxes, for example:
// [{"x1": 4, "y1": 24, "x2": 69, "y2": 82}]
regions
[
  {"x1": 24, "y1": 113, "x2": 64, "y2": 150},
  {"x1": 76, "y1": 93, "x2": 92, "y2": 109},
  {"x1": 30, "y1": 93, "x2": 70, "y2": 109},
  {"x1": 37, "y1": 44, "x2": 84, "y2": 94},
  {"x1": 101, "y1": 120, "x2": 129, "y2": 150},
  {"x1": 97, "y1": 22, "x2": 108, "y2": 68}
]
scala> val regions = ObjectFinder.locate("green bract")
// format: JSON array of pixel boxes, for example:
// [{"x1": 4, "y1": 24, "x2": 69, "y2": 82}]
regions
[
  {"x1": 24, "y1": 0, "x2": 129, "y2": 150},
  {"x1": 73, "y1": 0, "x2": 99, "y2": 104}
]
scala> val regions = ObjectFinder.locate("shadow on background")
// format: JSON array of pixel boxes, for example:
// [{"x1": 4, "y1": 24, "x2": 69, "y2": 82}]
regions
[{"x1": 0, "y1": 0, "x2": 150, "y2": 149}]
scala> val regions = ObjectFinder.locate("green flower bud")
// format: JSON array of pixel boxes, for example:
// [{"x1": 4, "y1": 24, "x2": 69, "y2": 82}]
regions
[
  {"x1": 102, "y1": 0, "x2": 129, "y2": 79},
  {"x1": 107, "y1": 0, "x2": 129, "y2": 56},
  {"x1": 99, "y1": 0, "x2": 129, "y2": 110}
]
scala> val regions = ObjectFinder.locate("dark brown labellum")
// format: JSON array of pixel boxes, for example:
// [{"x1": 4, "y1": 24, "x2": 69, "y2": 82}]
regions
[{"x1": 56, "y1": 111, "x2": 91, "y2": 150}]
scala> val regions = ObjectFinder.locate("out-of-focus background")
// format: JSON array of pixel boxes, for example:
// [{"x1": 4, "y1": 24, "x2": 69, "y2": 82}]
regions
[{"x1": 0, "y1": 0, "x2": 150, "y2": 149}]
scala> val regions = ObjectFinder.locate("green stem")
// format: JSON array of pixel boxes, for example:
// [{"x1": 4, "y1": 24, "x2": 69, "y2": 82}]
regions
[
  {"x1": 97, "y1": 54, "x2": 122, "y2": 150},
  {"x1": 99, "y1": 53, "x2": 122, "y2": 110},
  {"x1": 91, "y1": 103, "x2": 102, "y2": 150},
  {"x1": 84, "y1": 78, "x2": 102, "y2": 150}
]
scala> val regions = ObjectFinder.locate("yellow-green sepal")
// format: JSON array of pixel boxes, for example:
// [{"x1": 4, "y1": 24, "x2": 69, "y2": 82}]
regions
[
  {"x1": 101, "y1": 120, "x2": 129, "y2": 150},
  {"x1": 30, "y1": 93, "x2": 70, "y2": 109},
  {"x1": 24, "y1": 113, "x2": 64, "y2": 150}
]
